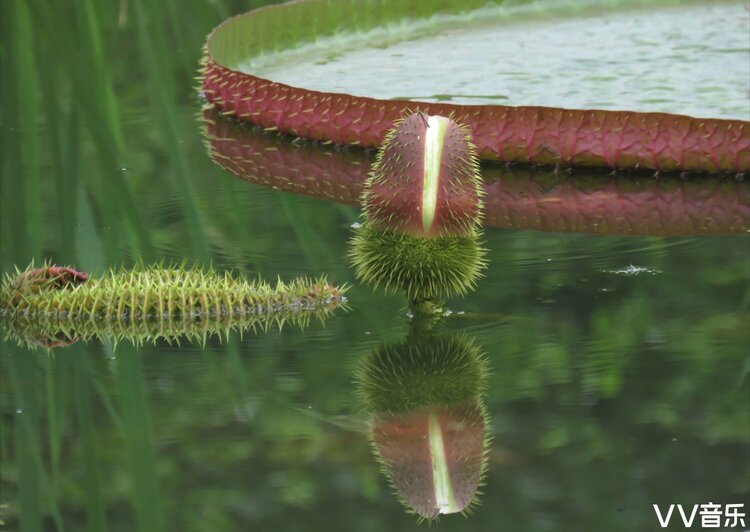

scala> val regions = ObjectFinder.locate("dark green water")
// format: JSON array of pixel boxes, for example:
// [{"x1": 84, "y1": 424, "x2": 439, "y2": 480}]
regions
[{"x1": 1, "y1": 1, "x2": 748, "y2": 531}]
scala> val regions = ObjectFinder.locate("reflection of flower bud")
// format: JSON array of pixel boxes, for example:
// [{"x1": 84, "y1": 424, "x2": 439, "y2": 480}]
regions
[
  {"x1": 356, "y1": 336, "x2": 490, "y2": 520},
  {"x1": 362, "y1": 112, "x2": 482, "y2": 238},
  {"x1": 372, "y1": 401, "x2": 486, "y2": 519}
]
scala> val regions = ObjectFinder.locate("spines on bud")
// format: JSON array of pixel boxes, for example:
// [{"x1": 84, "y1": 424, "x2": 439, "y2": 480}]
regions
[{"x1": 349, "y1": 224, "x2": 487, "y2": 302}]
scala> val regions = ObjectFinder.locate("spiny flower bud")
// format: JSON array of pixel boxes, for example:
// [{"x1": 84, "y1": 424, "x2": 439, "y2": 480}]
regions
[{"x1": 363, "y1": 112, "x2": 483, "y2": 238}]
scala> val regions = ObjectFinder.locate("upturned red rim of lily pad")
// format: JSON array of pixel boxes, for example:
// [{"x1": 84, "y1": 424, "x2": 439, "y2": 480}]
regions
[{"x1": 201, "y1": 0, "x2": 750, "y2": 174}]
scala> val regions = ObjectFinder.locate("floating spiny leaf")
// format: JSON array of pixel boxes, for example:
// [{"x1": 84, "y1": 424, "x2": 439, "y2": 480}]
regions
[{"x1": 1, "y1": 263, "x2": 347, "y2": 349}]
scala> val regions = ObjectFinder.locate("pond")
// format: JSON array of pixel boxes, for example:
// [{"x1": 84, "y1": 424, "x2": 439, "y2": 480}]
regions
[{"x1": 1, "y1": 1, "x2": 748, "y2": 531}]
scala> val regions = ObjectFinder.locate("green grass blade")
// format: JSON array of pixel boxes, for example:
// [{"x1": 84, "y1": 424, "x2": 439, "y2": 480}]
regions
[
  {"x1": 73, "y1": 349, "x2": 108, "y2": 532},
  {"x1": 114, "y1": 347, "x2": 166, "y2": 532}
]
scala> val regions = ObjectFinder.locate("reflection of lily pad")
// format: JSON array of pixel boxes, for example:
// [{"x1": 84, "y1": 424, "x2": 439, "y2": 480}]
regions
[{"x1": 203, "y1": 107, "x2": 750, "y2": 236}]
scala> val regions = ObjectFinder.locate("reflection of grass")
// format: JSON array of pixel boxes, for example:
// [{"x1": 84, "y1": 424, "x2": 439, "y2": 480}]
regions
[
  {"x1": 115, "y1": 345, "x2": 167, "y2": 532},
  {"x1": 130, "y1": 0, "x2": 209, "y2": 259},
  {"x1": 73, "y1": 348, "x2": 108, "y2": 532},
  {"x1": 7, "y1": 351, "x2": 65, "y2": 531}
]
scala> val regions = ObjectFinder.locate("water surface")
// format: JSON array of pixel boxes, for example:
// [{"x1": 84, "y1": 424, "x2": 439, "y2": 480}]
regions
[{"x1": 252, "y1": 1, "x2": 750, "y2": 119}]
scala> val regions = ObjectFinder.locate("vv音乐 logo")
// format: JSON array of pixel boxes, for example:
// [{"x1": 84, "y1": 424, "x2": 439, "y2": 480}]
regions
[{"x1": 653, "y1": 503, "x2": 746, "y2": 529}]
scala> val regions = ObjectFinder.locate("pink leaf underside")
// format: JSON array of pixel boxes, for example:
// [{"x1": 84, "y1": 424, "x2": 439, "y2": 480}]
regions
[{"x1": 203, "y1": 59, "x2": 750, "y2": 173}]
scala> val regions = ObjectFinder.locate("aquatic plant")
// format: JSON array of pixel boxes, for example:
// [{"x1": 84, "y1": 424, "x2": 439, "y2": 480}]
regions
[
  {"x1": 349, "y1": 224, "x2": 486, "y2": 303},
  {"x1": 200, "y1": 0, "x2": 749, "y2": 173},
  {"x1": 1, "y1": 263, "x2": 347, "y2": 349},
  {"x1": 362, "y1": 112, "x2": 482, "y2": 238},
  {"x1": 350, "y1": 112, "x2": 487, "y2": 306},
  {"x1": 356, "y1": 334, "x2": 490, "y2": 520},
  {"x1": 203, "y1": 107, "x2": 750, "y2": 237}
]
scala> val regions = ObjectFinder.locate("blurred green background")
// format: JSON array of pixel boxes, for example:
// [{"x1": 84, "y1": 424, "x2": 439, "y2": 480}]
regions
[{"x1": 0, "y1": 1, "x2": 748, "y2": 531}]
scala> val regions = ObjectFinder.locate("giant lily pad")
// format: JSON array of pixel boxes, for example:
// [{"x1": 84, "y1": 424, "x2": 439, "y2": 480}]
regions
[{"x1": 202, "y1": 0, "x2": 750, "y2": 173}]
